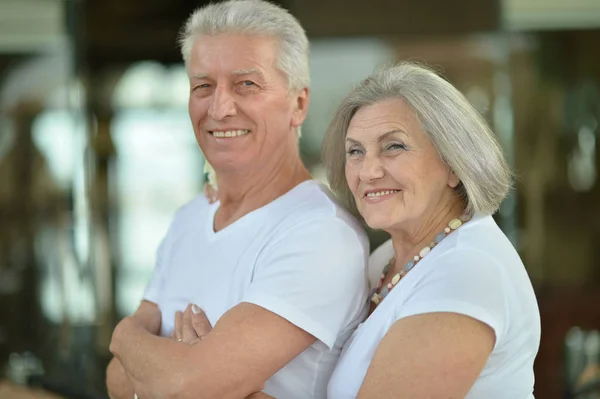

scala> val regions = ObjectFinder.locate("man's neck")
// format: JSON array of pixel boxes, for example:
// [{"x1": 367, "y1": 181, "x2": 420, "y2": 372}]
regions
[{"x1": 212, "y1": 151, "x2": 311, "y2": 232}]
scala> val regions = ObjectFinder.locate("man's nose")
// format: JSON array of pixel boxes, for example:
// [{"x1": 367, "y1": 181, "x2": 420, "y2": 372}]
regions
[{"x1": 208, "y1": 86, "x2": 237, "y2": 120}]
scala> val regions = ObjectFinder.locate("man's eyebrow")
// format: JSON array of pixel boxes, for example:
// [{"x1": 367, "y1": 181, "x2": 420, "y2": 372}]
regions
[
  {"x1": 232, "y1": 68, "x2": 263, "y2": 78},
  {"x1": 190, "y1": 70, "x2": 265, "y2": 80}
]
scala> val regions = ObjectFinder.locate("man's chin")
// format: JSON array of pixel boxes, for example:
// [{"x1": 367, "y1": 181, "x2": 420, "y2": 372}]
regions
[{"x1": 204, "y1": 157, "x2": 253, "y2": 174}]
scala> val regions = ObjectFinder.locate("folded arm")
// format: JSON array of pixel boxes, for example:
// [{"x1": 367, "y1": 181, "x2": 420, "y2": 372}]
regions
[
  {"x1": 110, "y1": 302, "x2": 316, "y2": 399},
  {"x1": 106, "y1": 300, "x2": 161, "y2": 399}
]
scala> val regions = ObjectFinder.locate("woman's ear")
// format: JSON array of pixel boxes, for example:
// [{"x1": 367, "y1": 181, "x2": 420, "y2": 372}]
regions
[{"x1": 448, "y1": 169, "x2": 460, "y2": 188}]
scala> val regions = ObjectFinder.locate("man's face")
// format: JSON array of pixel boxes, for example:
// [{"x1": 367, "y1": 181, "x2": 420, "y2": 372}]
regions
[{"x1": 187, "y1": 34, "x2": 308, "y2": 174}]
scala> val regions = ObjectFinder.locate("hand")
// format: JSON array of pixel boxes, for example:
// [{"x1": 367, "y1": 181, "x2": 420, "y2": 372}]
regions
[
  {"x1": 204, "y1": 183, "x2": 218, "y2": 204},
  {"x1": 171, "y1": 304, "x2": 213, "y2": 345}
]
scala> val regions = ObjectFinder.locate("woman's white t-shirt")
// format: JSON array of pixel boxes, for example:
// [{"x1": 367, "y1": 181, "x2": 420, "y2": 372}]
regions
[{"x1": 328, "y1": 213, "x2": 541, "y2": 399}]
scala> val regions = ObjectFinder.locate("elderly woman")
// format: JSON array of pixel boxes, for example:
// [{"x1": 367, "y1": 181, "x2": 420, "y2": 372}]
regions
[{"x1": 323, "y1": 62, "x2": 540, "y2": 398}]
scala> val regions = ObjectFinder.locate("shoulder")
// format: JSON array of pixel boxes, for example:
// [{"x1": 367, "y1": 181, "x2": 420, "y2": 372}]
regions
[
  {"x1": 395, "y1": 217, "x2": 515, "y2": 342},
  {"x1": 267, "y1": 216, "x2": 369, "y2": 266},
  {"x1": 280, "y1": 181, "x2": 358, "y2": 220},
  {"x1": 451, "y1": 213, "x2": 517, "y2": 255},
  {"x1": 272, "y1": 181, "x2": 368, "y2": 250},
  {"x1": 418, "y1": 235, "x2": 508, "y2": 297},
  {"x1": 256, "y1": 184, "x2": 369, "y2": 278},
  {"x1": 429, "y1": 213, "x2": 518, "y2": 272}
]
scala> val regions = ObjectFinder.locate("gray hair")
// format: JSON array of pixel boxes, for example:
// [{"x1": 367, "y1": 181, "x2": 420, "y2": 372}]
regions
[
  {"x1": 322, "y1": 62, "x2": 512, "y2": 216},
  {"x1": 178, "y1": 0, "x2": 310, "y2": 91}
]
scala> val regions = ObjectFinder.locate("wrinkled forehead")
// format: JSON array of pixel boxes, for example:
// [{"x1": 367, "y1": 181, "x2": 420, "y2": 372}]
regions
[
  {"x1": 346, "y1": 98, "x2": 421, "y2": 141},
  {"x1": 187, "y1": 33, "x2": 281, "y2": 74}
]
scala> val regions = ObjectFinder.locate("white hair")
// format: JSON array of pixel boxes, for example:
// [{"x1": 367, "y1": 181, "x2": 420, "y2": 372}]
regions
[
  {"x1": 178, "y1": 0, "x2": 309, "y2": 91},
  {"x1": 183, "y1": 1, "x2": 308, "y2": 189},
  {"x1": 322, "y1": 61, "x2": 512, "y2": 216}
]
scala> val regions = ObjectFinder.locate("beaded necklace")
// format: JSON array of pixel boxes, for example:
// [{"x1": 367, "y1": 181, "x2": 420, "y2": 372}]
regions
[{"x1": 370, "y1": 214, "x2": 472, "y2": 306}]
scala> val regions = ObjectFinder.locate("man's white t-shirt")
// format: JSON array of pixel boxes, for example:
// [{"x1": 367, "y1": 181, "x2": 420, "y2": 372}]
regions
[
  {"x1": 143, "y1": 180, "x2": 369, "y2": 399},
  {"x1": 328, "y1": 213, "x2": 541, "y2": 399}
]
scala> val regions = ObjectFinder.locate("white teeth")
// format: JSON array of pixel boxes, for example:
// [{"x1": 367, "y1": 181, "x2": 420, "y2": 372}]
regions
[
  {"x1": 212, "y1": 130, "x2": 249, "y2": 138},
  {"x1": 366, "y1": 190, "x2": 399, "y2": 197}
]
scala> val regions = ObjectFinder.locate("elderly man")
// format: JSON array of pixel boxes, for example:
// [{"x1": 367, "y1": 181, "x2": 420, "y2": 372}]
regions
[{"x1": 106, "y1": 1, "x2": 369, "y2": 399}]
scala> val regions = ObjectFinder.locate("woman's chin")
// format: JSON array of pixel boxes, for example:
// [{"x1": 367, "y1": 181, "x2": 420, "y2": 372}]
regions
[{"x1": 362, "y1": 216, "x2": 393, "y2": 231}]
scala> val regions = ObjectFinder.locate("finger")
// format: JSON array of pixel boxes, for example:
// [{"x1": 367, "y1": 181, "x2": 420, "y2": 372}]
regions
[
  {"x1": 182, "y1": 304, "x2": 199, "y2": 343},
  {"x1": 174, "y1": 311, "x2": 183, "y2": 341},
  {"x1": 191, "y1": 304, "x2": 213, "y2": 337}
]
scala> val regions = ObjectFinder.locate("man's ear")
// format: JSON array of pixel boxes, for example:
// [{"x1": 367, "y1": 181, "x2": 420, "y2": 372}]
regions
[{"x1": 291, "y1": 87, "x2": 309, "y2": 128}]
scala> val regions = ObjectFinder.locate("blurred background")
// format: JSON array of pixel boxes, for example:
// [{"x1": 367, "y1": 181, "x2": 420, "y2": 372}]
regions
[{"x1": 0, "y1": 0, "x2": 599, "y2": 397}]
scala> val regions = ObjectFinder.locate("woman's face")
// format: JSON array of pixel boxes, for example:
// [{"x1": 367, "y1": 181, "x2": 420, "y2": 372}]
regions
[{"x1": 344, "y1": 98, "x2": 459, "y2": 231}]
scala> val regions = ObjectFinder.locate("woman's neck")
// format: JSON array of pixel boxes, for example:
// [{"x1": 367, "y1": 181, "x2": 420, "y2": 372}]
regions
[{"x1": 388, "y1": 197, "x2": 465, "y2": 271}]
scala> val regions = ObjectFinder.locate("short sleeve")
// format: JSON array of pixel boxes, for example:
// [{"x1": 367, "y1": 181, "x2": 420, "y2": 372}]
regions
[
  {"x1": 242, "y1": 217, "x2": 369, "y2": 349},
  {"x1": 142, "y1": 237, "x2": 170, "y2": 305},
  {"x1": 396, "y1": 248, "x2": 508, "y2": 346}
]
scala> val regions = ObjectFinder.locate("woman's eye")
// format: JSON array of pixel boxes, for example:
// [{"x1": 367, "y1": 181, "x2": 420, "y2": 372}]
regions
[
  {"x1": 386, "y1": 143, "x2": 406, "y2": 151},
  {"x1": 346, "y1": 148, "x2": 363, "y2": 156}
]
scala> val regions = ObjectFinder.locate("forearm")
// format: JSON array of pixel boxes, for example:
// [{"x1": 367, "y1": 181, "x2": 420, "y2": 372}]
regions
[
  {"x1": 111, "y1": 317, "x2": 267, "y2": 399},
  {"x1": 111, "y1": 318, "x2": 189, "y2": 396},
  {"x1": 108, "y1": 302, "x2": 162, "y2": 397},
  {"x1": 106, "y1": 357, "x2": 135, "y2": 399}
]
